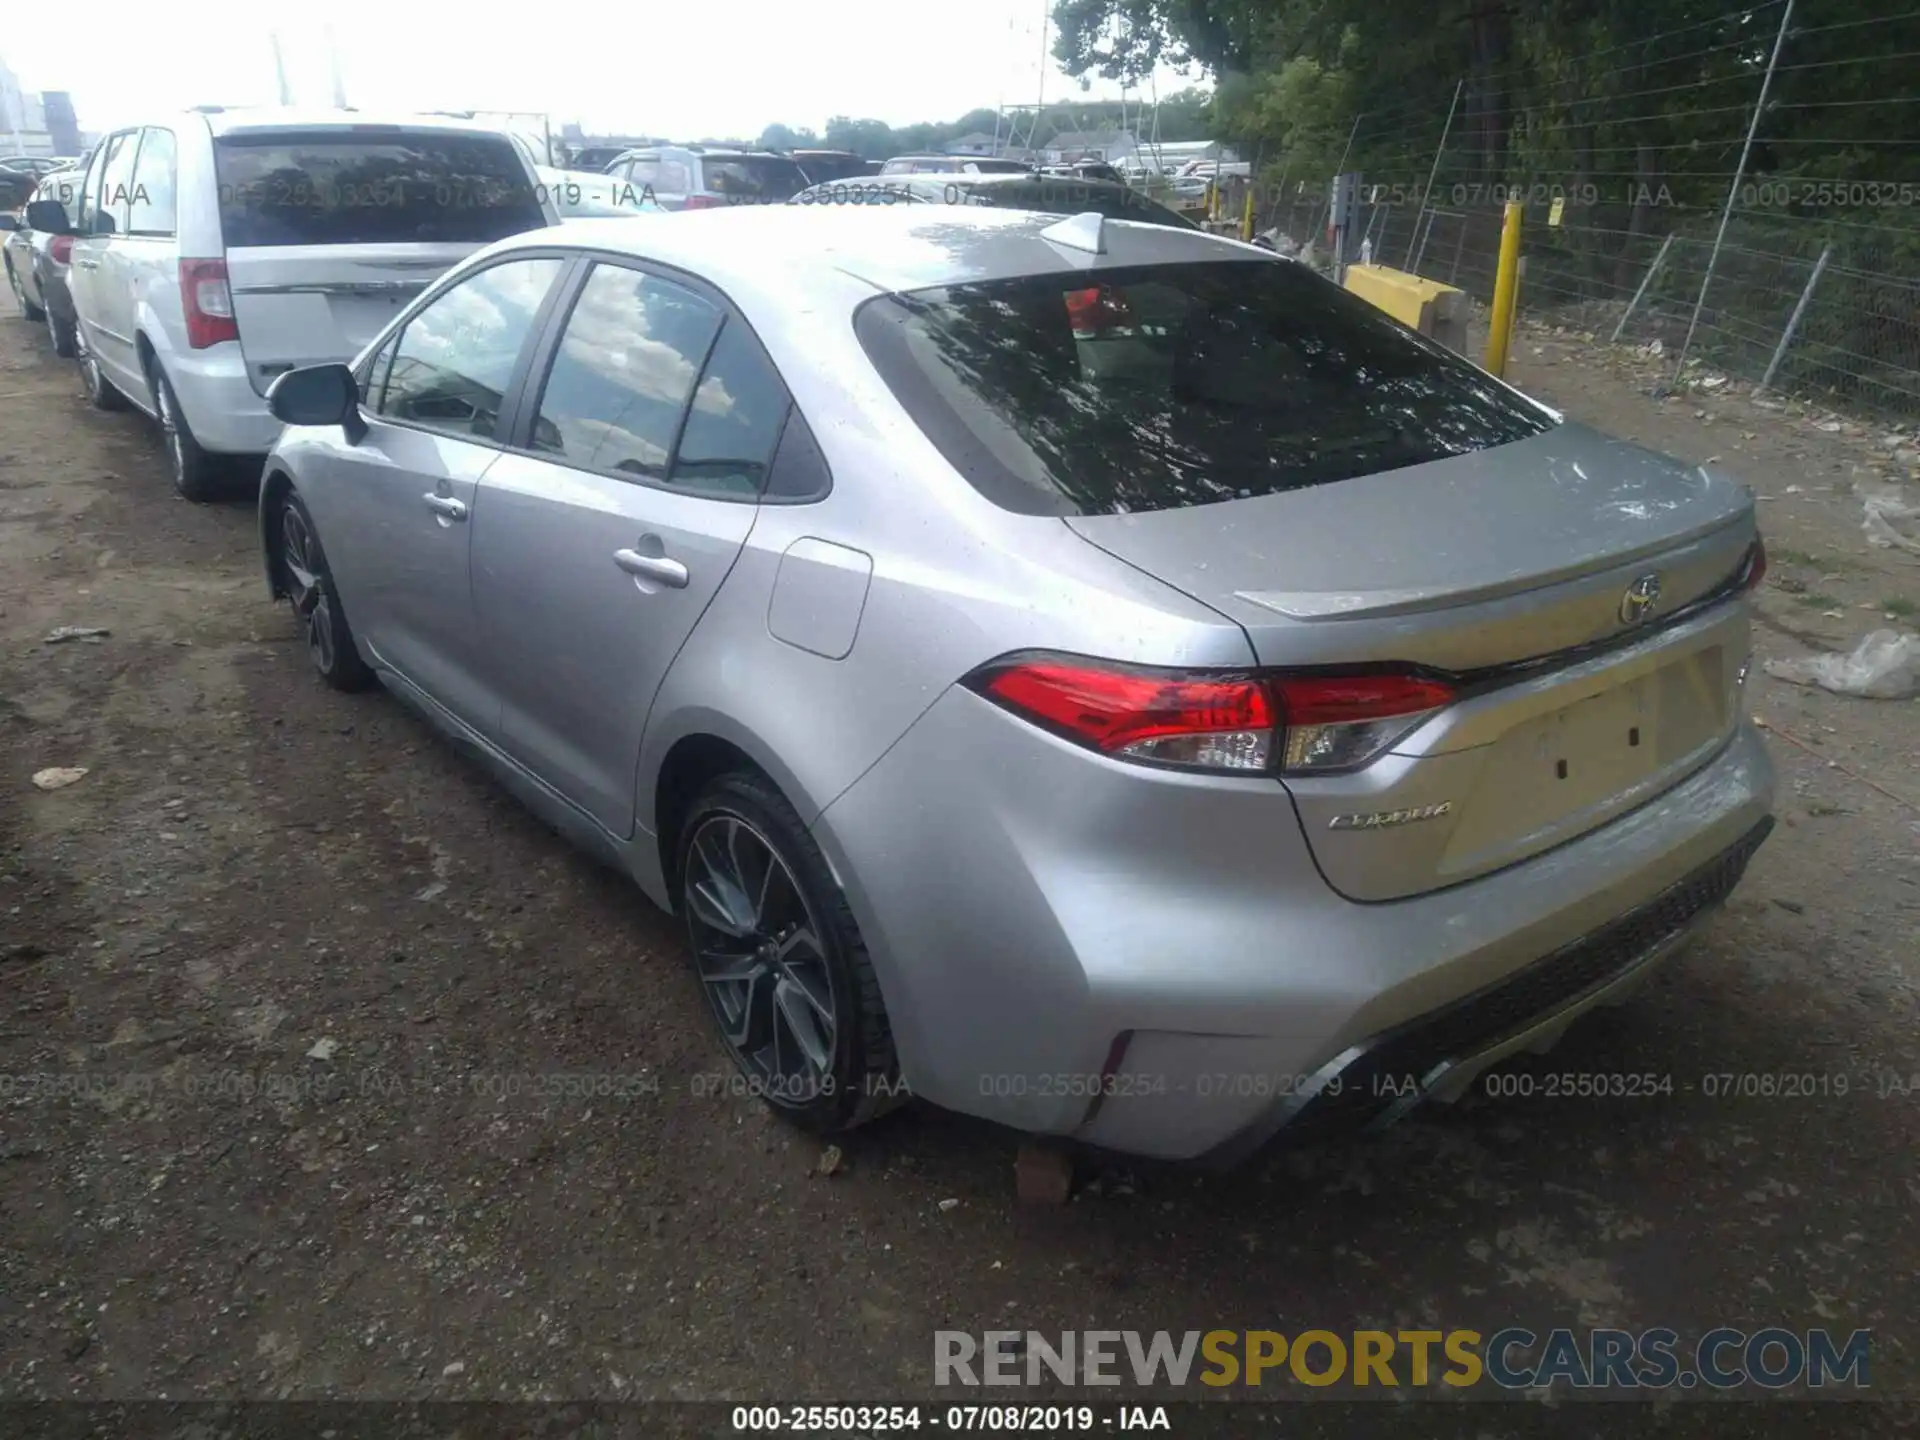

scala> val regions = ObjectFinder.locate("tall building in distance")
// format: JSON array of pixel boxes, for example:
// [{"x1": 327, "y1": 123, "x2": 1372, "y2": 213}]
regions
[
  {"x1": 42, "y1": 91, "x2": 80, "y2": 156},
  {"x1": 0, "y1": 53, "x2": 64, "y2": 156}
]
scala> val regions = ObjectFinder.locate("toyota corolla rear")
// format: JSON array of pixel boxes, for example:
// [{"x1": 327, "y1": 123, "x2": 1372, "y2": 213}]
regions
[{"x1": 811, "y1": 242, "x2": 1775, "y2": 1162}]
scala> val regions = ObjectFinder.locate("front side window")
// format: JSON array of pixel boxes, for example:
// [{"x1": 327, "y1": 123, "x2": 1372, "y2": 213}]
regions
[
  {"x1": 93, "y1": 133, "x2": 137, "y2": 236},
  {"x1": 857, "y1": 259, "x2": 1558, "y2": 517},
  {"x1": 127, "y1": 128, "x2": 177, "y2": 236},
  {"x1": 377, "y1": 257, "x2": 565, "y2": 439},
  {"x1": 528, "y1": 263, "x2": 721, "y2": 479}
]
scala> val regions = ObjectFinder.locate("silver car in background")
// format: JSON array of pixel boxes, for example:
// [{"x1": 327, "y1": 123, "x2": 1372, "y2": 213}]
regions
[
  {"x1": 3, "y1": 165, "x2": 84, "y2": 356},
  {"x1": 254, "y1": 206, "x2": 1774, "y2": 1162}
]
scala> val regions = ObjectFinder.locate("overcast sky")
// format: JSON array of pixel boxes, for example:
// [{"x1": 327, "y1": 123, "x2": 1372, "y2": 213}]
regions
[{"x1": 4, "y1": 1, "x2": 1203, "y2": 141}]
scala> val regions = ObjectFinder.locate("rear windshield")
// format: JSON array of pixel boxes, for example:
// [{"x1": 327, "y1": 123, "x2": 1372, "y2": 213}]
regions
[
  {"x1": 701, "y1": 156, "x2": 807, "y2": 202},
  {"x1": 856, "y1": 260, "x2": 1557, "y2": 517},
  {"x1": 213, "y1": 131, "x2": 545, "y2": 248}
]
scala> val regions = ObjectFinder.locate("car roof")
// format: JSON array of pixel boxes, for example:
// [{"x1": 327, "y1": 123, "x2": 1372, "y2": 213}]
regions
[
  {"x1": 188, "y1": 108, "x2": 519, "y2": 140},
  {"x1": 508, "y1": 203, "x2": 1260, "y2": 298}
]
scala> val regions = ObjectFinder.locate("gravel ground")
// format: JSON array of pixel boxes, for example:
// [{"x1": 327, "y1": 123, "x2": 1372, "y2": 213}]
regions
[{"x1": 1, "y1": 307, "x2": 1917, "y2": 1429}]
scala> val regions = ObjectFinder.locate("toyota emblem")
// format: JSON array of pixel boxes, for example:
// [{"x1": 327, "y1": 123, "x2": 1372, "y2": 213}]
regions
[{"x1": 1619, "y1": 573, "x2": 1663, "y2": 626}]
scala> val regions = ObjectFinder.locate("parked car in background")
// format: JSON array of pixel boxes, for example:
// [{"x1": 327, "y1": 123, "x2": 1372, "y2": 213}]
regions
[
  {"x1": 507, "y1": 133, "x2": 656, "y2": 216},
  {"x1": 604, "y1": 145, "x2": 809, "y2": 209},
  {"x1": 792, "y1": 172, "x2": 1199, "y2": 230},
  {"x1": 877, "y1": 155, "x2": 1033, "y2": 176},
  {"x1": 251, "y1": 204, "x2": 1773, "y2": 1162},
  {"x1": 25, "y1": 110, "x2": 560, "y2": 501},
  {"x1": 566, "y1": 145, "x2": 632, "y2": 172},
  {"x1": 2, "y1": 166, "x2": 86, "y2": 355},
  {"x1": 1041, "y1": 161, "x2": 1127, "y2": 185},
  {"x1": 789, "y1": 150, "x2": 871, "y2": 185},
  {"x1": 0, "y1": 157, "x2": 58, "y2": 209}
]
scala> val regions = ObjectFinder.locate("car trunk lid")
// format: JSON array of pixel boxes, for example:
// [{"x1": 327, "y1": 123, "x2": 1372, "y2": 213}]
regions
[{"x1": 1066, "y1": 422, "x2": 1760, "y2": 900}]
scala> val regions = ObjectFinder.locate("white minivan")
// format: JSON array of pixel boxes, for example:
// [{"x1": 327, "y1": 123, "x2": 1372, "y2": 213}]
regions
[{"x1": 30, "y1": 110, "x2": 561, "y2": 499}]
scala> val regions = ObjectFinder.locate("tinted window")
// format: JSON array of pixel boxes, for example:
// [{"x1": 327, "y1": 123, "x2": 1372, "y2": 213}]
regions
[
  {"x1": 672, "y1": 319, "x2": 791, "y2": 495},
  {"x1": 93, "y1": 133, "x2": 137, "y2": 236},
  {"x1": 764, "y1": 407, "x2": 831, "y2": 501},
  {"x1": 700, "y1": 157, "x2": 806, "y2": 202},
  {"x1": 857, "y1": 259, "x2": 1558, "y2": 518},
  {"x1": 213, "y1": 131, "x2": 545, "y2": 247},
  {"x1": 954, "y1": 180, "x2": 1195, "y2": 229},
  {"x1": 127, "y1": 128, "x2": 177, "y2": 236},
  {"x1": 530, "y1": 264, "x2": 721, "y2": 479},
  {"x1": 378, "y1": 257, "x2": 563, "y2": 439}
]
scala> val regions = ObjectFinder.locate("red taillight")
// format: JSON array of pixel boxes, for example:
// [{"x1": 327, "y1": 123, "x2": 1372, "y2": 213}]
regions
[
  {"x1": 683, "y1": 195, "x2": 725, "y2": 210},
  {"x1": 1738, "y1": 537, "x2": 1768, "y2": 594},
  {"x1": 968, "y1": 654, "x2": 1456, "y2": 777},
  {"x1": 1270, "y1": 672, "x2": 1456, "y2": 773},
  {"x1": 1063, "y1": 285, "x2": 1134, "y2": 335},
  {"x1": 970, "y1": 656, "x2": 1274, "y2": 772},
  {"x1": 179, "y1": 259, "x2": 237, "y2": 349},
  {"x1": 49, "y1": 235, "x2": 74, "y2": 265}
]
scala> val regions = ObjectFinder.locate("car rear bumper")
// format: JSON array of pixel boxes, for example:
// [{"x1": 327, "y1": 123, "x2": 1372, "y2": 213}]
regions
[
  {"x1": 163, "y1": 346, "x2": 283, "y2": 454},
  {"x1": 812, "y1": 687, "x2": 1774, "y2": 1161}
]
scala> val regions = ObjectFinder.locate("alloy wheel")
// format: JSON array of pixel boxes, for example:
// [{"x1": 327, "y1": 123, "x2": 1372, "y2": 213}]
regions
[
  {"x1": 683, "y1": 813, "x2": 838, "y2": 1105},
  {"x1": 280, "y1": 504, "x2": 336, "y2": 674}
]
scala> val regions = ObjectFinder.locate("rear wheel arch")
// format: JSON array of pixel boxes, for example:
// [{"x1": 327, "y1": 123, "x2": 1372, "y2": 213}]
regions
[
  {"x1": 260, "y1": 468, "x2": 297, "y2": 596},
  {"x1": 653, "y1": 733, "x2": 771, "y2": 906}
]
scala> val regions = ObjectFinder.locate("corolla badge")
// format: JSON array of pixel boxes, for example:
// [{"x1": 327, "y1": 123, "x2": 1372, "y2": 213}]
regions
[
  {"x1": 1328, "y1": 802, "x2": 1453, "y2": 831},
  {"x1": 1618, "y1": 573, "x2": 1663, "y2": 626}
]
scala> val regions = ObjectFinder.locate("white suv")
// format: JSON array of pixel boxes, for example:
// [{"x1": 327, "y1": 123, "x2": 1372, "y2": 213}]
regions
[{"x1": 32, "y1": 110, "x2": 560, "y2": 500}]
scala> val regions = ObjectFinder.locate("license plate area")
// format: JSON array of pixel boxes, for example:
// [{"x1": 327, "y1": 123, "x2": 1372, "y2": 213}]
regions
[{"x1": 1444, "y1": 651, "x2": 1728, "y2": 861}]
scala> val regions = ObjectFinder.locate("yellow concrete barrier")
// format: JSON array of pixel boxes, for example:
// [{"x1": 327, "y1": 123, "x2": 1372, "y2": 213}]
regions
[{"x1": 1342, "y1": 264, "x2": 1470, "y2": 356}]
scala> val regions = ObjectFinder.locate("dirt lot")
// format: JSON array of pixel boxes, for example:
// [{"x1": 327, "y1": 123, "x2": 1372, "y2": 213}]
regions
[{"x1": 2, "y1": 308, "x2": 1918, "y2": 1425}]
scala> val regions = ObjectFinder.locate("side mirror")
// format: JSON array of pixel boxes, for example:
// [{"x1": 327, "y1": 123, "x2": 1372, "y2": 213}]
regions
[
  {"x1": 0, "y1": 214, "x2": 17, "y2": 231},
  {"x1": 24, "y1": 199, "x2": 71, "y2": 234},
  {"x1": 267, "y1": 364, "x2": 366, "y2": 443}
]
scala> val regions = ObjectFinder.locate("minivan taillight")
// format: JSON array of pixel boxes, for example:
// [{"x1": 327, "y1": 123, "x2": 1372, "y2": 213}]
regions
[
  {"x1": 179, "y1": 259, "x2": 237, "y2": 348},
  {"x1": 683, "y1": 195, "x2": 725, "y2": 210},
  {"x1": 49, "y1": 234, "x2": 74, "y2": 265},
  {"x1": 965, "y1": 654, "x2": 1455, "y2": 777}
]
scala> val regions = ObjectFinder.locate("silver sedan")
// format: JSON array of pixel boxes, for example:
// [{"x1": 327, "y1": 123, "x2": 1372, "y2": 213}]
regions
[{"x1": 256, "y1": 205, "x2": 1775, "y2": 1161}]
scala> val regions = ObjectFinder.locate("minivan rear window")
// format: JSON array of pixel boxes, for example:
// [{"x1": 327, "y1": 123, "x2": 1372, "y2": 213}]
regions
[
  {"x1": 855, "y1": 259, "x2": 1558, "y2": 517},
  {"x1": 702, "y1": 157, "x2": 807, "y2": 202},
  {"x1": 213, "y1": 131, "x2": 545, "y2": 247}
]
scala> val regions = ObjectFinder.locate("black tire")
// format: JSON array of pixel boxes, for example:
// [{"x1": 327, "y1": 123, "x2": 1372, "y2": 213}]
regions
[
  {"x1": 276, "y1": 489, "x2": 375, "y2": 692},
  {"x1": 678, "y1": 772, "x2": 900, "y2": 1134},
  {"x1": 6, "y1": 259, "x2": 44, "y2": 322},
  {"x1": 77, "y1": 330, "x2": 128, "y2": 411},
  {"x1": 149, "y1": 362, "x2": 224, "y2": 502},
  {"x1": 45, "y1": 304, "x2": 76, "y2": 359}
]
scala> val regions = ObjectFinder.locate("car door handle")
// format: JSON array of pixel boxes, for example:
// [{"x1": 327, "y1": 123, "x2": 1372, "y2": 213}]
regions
[
  {"x1": 613, "y1": 548, "x2": 689, "y2": 588},
  {"x1": 73, "y1": 258, "x2": 99, "y2": 270},
  {"x1": 422, "y1": 493, "x2": 468, "y2": 522}
]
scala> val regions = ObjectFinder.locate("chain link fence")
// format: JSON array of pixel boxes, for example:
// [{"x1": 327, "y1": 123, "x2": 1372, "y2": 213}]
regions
[{"x1": 1232, "y1": 0, "x2": 1920, "y2": 421}]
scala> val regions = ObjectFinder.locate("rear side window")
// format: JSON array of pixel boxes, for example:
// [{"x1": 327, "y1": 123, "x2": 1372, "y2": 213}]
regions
[
  {"x1": 700, "y1": 157, "x2": 806, "y2": 202},
  {"x1": 856, "y1": 259, "x2": 1558, "y2": 517},
  {"x1": 672, "y1": 319, "x2": 791, "y2": 495},
  {"x1": 529, "y1": 264, "x2": 722, "y2": 479},
  {"x1": 377, "y1": 257, "x2": 564, "y2": 439},
  {"x1": 213, "y1": 131, "x2": 545, "y2": 247}
]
